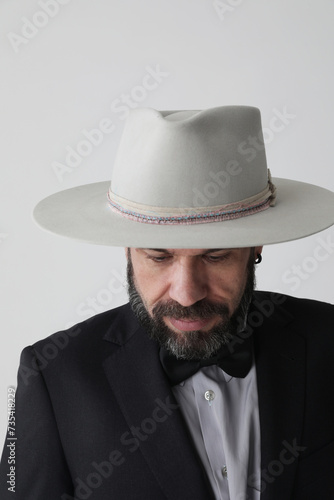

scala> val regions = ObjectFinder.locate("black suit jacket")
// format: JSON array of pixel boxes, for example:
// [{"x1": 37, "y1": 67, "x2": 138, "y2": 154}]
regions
[{"x1": 1, "y1": 292, "x2": 334, "y2": 499}]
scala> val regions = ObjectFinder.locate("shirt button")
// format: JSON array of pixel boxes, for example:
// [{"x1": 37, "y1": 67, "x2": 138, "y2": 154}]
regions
[
  {"x1": 204, "y1": 390, "x2": 215, "y2": 406},
  {"x1": 222, "y1": 465, "x2": 228, "y2": 478}
]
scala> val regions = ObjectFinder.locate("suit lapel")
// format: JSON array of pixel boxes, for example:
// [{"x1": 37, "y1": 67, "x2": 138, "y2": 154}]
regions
[
  {"x1": 253, "y1": 296, "x2": 306, "y2": 500},
  {"x1": 102, "y1": 305, "x2": 214, "y2": 499}
]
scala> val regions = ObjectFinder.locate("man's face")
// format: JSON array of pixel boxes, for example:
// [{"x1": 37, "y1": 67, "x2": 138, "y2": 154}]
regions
[{"x1": 126, "y1": 247, "x2": 262, "y2": 360}]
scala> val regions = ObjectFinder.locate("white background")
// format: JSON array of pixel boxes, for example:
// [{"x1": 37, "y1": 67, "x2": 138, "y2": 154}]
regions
[{"x1": 1, "y1": 0, "x2": 334, "y2": 442}]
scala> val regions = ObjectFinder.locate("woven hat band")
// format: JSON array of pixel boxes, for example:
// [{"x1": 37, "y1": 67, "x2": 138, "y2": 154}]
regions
[{"x1": 107, "y1": 170, "x2": 277, "y2": 225}]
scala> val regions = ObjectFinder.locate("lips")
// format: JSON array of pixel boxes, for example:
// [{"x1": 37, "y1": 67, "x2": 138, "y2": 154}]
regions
[{"x1": 167, "y1": 317, "x2": 214, "y2": 332}]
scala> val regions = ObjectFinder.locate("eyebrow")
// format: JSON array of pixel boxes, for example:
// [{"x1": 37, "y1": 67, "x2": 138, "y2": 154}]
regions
[
  {"x1": 146, "y1": 248, "x2": 171, "y2": 253},
  {"x1": 144, "y1": 248, "x2": 226, "y2": 254},
  {"x1": 203, "y1": 249, "x2": 225, "y2": 254}
]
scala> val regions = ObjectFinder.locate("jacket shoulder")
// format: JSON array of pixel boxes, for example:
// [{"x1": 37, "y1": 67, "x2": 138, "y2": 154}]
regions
[
  {"x1": 254, "y1": 290, "x2": 333, "y2": 313},
  {"x1": 26, "y1": 302, "x2": 136, "y2": 371},
  {"x1": 253, "y1": 290, "x2": 334, "y2": 335}
]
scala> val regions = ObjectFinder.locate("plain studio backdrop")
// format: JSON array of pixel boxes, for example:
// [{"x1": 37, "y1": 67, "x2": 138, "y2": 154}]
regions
[{"x1": 1, "y1": 0, "x2": 334, "y2": 440}]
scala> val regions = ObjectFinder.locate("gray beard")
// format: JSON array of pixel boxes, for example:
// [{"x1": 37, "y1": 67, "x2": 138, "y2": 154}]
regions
[{"x1": 126, "y1": 250, "x2": 256, "y2": 360}]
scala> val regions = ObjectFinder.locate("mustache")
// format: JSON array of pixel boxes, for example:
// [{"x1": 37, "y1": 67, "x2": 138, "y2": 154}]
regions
[{"x1": 152, "y1": 299, "x2": 230, "y2": 320}]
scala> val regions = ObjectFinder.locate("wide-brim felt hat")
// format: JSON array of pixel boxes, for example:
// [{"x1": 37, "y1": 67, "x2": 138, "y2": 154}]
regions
[{"x1": 33, "y1": 106, "x2": 334, "y2": 248}]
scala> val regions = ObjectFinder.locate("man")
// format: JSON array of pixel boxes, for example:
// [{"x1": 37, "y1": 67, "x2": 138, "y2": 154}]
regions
[{"x1": 1, "y1": 106, "x2": 334, "y2": 499}]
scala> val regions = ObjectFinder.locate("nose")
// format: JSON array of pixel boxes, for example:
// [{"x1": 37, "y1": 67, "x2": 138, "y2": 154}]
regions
[{"x1": 168, "y1": 260, "x2": 208, "y2": 307}]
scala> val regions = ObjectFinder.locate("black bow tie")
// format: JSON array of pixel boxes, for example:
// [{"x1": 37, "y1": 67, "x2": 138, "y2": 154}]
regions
[{"x1": 159, "y1": 333, "x2": 253, "y2": 386}]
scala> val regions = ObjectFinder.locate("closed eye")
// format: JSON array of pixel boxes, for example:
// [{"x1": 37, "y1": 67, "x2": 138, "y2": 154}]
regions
[
  {"x1": 148, "y1": 256, "x2": 170, "y2": 262},
  {"x1": 204, "y1": 253, "x2": 230, "y2": 263}
]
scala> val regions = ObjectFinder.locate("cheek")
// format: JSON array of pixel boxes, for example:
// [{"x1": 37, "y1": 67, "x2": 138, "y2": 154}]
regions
[
  {"x1": 133, "y1": 266, "x2": 169, "y2": 308},
  {"x1": 209, "y1": 266, "x2": 248, "y2": 302}
]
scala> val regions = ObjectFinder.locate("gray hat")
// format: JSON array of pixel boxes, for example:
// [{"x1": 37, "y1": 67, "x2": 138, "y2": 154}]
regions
[{"x1": 33, "y1": 106, "x2": 334, "y2": 248}]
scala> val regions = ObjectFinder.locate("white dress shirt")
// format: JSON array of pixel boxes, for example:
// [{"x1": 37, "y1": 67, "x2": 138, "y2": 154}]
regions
[{"x1": 172, "y1": 360, "x2": 261, "y2": 499}]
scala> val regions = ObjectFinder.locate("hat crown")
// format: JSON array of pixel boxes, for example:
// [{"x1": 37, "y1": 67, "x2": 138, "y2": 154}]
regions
[{"x1": 110, "y1": 106, "x2": 268, "y2": 209}]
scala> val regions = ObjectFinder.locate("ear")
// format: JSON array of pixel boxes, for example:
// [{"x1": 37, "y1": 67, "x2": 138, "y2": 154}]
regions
[{"x1": 254, "y1": 245, "x2": 263, "y2": 258}]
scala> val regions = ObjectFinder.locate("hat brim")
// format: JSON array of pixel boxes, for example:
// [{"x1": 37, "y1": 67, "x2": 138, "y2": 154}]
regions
[{"x1": 33, "y1": 178, "x2": 334, "y2": 248}]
